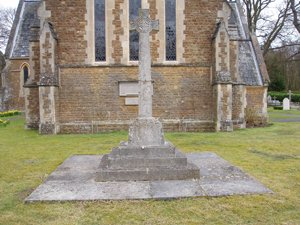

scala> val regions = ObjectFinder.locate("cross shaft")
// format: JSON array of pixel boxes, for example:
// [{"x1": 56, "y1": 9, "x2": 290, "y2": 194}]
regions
[{"x1": 130, "y1": 9, "x2": 159, "y2": 118}]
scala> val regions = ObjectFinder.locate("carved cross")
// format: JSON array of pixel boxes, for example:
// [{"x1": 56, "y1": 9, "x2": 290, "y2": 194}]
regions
[
  {"x1": 288, "y1": 90, "x2": 293, "y2": 102},
  {"x1": 130, "y1": 9, "x2": 159, "y2": 118}
]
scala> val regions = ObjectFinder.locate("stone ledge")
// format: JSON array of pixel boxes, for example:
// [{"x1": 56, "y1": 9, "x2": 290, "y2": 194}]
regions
[{"x1": 58, "y1": 120, "x2": 215, "y2": 134}]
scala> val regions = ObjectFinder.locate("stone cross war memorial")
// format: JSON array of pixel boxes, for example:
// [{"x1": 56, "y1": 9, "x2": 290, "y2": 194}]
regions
[
  {"x1": 96, "y1": 9, "x2": 200, "y2": 182},
  {"x1": 26, "y1": 9, "x2": 272, "y2": 202}
]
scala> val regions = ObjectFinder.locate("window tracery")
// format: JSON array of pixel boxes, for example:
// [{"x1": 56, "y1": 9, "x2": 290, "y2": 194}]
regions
[
  {"x1": 165, "y1": 0, "x2": 177, "y2": 61},
  {"x1": 95, "y1": 0, "x2": 106, "y2": 62}
]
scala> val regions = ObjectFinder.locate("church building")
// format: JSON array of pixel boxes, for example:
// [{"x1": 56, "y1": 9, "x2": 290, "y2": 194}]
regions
[{"x1": 0, "y1": 0, "x2": 269, "y2": 134}]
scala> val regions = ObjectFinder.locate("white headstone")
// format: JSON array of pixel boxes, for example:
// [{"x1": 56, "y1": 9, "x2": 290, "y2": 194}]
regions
[
  {"x1": 267, "y1": 95, "x2": 272, "y2": 103},
  {"x1": 283, "y1": 98, "x2": 290, "y2": 110}
]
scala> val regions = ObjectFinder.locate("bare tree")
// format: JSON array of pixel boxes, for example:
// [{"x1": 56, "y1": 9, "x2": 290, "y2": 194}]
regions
[
  {"x1": 242, "y1": 0, "x2": 292, "y2": 56},
  {"x1": 0, "y1": 8, "x2": 16, "y2": 51},
  {"x1": 291, "y1": 0, "x2": 300, "y2": 33},
  {"x1": 242, "y1": 0, "x2": 274, "y2": 33},
  {"x1": 261, "y1": 1, "x2": 292, "y2": 56}
]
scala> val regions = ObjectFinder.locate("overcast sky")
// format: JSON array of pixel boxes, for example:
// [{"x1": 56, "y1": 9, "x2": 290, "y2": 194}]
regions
[{"x1": 0, "y1": 0, "x2": 19, "y2": 8}]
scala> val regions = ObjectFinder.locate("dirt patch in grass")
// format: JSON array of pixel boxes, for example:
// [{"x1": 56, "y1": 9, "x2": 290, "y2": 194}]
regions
[{"x1": 249, "y1": 149, "x2": 300, "y2": 161}]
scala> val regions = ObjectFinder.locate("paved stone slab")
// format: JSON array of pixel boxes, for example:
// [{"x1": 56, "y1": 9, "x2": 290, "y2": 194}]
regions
[
  {"x1": 25, "y1": 153, "x2": 273, "y2": 202},
  {"x1": 150, "y1": 180, "x2": 205, "y2": 199}
]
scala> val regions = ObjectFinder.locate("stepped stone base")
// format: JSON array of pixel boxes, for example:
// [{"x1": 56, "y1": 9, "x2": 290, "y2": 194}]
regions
[
  {"x1": 96, "y1": 117, "x2": 200, "y2": 182},
  {"x1": 96, "y1": 143, "x2": 200, "y2": 182},
  {"x1": 25, "y1": 153, "x2": 273, "y2": 202}
]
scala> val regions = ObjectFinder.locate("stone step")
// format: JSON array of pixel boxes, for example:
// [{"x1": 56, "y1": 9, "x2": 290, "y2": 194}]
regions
[
  {"x1": 100, "y1": 148, "x2": 188, "y2": 169},
  {"x1": 95, "y1": 163, "x2": 200, "y2": 182},
  {"x1": 101, "y1": 155, "x2": 188, "y2": 170},
  {"x1": 110, "y1": 145, "x2": 176, "y2": 158}
]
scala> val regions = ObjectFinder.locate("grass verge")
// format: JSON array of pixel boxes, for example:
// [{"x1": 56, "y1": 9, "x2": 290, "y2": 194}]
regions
[{"x1": 0, "y1": 114, "x2": 299, "y2": 225}]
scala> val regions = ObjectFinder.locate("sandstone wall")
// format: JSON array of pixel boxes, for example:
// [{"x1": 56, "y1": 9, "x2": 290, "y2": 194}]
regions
[
  {"x1": 58, "y1": 66, "x2": 214, "y2": 133},
  {"x1": 245, "y1": 86, "x2": 268, "y2": 126},
  {"x1": 43, "y1": 0, "x2": 222, "y2": 65},
  {"x1": 3, "y1": 59, "x2": 29, "y2": 110},
  {"x1": 40, "y1": 0, "x2": 224, "y2": 133}
]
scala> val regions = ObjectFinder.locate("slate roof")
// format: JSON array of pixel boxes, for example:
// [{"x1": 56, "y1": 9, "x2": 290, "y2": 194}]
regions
[
  {"x1": 5, "y1": 0, "x2": 40, "y2": 59},
  {"x1": 227, "y1": 0, "x2": 268, "y2": 86}
]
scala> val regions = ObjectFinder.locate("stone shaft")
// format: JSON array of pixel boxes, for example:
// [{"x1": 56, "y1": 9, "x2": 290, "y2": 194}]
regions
[
  {"x1": 130, "y1": 9, "x2": 159, "y2": 118},
  {"x1": 139, "y1": 32, "x2": 152, "y2": 118}
]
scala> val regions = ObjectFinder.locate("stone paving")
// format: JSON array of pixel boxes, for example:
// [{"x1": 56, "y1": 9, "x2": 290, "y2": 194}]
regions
[{"x1": 26, "y1": 152, "x2": 272, "y2": 202}]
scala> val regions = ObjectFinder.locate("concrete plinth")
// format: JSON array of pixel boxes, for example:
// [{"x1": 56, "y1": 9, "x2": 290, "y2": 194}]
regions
[{"x1": 25, "y1": 153, "x2": 273, "y2": 202}]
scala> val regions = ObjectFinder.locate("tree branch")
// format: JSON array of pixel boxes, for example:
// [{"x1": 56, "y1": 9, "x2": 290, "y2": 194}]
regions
[{"x1": 290, "y1": 0, "x2": 300, "y2": 33}]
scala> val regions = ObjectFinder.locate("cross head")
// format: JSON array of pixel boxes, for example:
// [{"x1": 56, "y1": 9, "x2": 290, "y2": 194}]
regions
[{"x1": 130, "y1": 9, "x2": 159, "y2": 34}]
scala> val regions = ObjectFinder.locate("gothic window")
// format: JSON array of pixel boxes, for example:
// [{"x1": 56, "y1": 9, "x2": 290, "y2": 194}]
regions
[
  {"x1": 95, "y1": 0, "x2": 106, "y2": 62},
  {"x1": 23, "y1": 65, "x2": 29, "y2": 83},
  {"x1": 20, "y1": 63, "x2": 29, "y2": 97},
  {"x1": 165, "y1": 0, "x2": 176, "y2": 61},
  {"x1": 129, "y1": 0, "x2": 141, "y2": 61}
]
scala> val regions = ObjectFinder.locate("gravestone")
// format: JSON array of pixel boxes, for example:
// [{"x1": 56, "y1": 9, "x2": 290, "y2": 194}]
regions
[
  {"x1": 96, "y1": 9, "x2": 200, "y2": 182},
  {"x1": 267, "y1": 95, "x2": 272, "y2": 105},
  {"x1": 283, "y1": 98, "x2": 290, "y2": 110},
  {"x1": 288, "y1": 90, "x2": 293, "y2": 103}
]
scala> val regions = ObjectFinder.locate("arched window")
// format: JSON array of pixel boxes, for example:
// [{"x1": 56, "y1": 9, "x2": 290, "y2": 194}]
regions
[
  {"x1": 20, "y1": 63, "x2": 30, "y2": 97},
  {"x1": 23, "y1": 65, "x2": 29, "y2": 83}
]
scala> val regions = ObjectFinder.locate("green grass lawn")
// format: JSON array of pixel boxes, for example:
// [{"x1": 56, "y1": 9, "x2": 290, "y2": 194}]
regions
[
  {"x1": 0, "y1": 114, "x2": 299, "y2": 225},
  {"x1": 268, "y1": 108, "x2": 300, "y2": 120}
]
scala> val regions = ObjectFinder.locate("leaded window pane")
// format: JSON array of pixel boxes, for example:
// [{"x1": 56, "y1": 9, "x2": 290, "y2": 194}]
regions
[
  {"x1": 95, "y1": 0, "x2": 106, "y2": 62},
  {"x1": 129, "y1": 0, "x2": 141, "y2": 61},
  {"x1": 23, "y1": 66, "x2": 29, "y2": 83},
  {"x1": 166, "y1": 0, "x2": 176, "y2": 61}
]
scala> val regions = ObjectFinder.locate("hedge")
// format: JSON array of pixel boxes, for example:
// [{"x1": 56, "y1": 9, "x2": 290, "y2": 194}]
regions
[
  {"x1": 268, "y1": 91, "x2": 300, "y2": 103},
  {"x1": 0, "y1": 110, "x2": 21, "y2": 117}
]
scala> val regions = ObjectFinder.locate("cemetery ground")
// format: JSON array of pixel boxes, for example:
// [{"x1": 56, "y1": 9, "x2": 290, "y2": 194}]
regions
[{"x1": 0, "y1": 110, "x2": 299, "y2": 225}]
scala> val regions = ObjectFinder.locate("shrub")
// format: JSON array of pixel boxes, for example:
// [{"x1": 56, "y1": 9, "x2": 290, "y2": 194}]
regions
[
  {"x1": 0, "y1": 119, "x2": 9, "y2": 127},
  {"x1": 269, "y1": 77, "x2": 285, "y2": 92},
  {"x1": 273, "y1": 106, "x2": 283, "y2": 110},
  {"x1": 245, "y1": 108, "x2": 267, "y2": 127},
  {"x1": 268, "y1": 92, "x2": 300, "y2": 103},
  {"x1": 0, "y1": 110, "x2": 21, "y2": 117}
]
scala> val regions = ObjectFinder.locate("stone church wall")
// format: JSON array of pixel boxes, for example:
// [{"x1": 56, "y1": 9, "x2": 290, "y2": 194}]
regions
[
  {"x1": 245, "y1": 86, "x2": 268, "y2": 126},
  {"x1": 43, "y1": 0, "x2": 222, "y2": 65},
  {"x1": 58, "y1": 66, "x2": 214, "y2": 133},
  {"x1": 24, "y1": 87, "x2": 39, "y2": 129},
  {"x1": 3, "y1": 59, "x2": 28, "y2": 111},
  {"x1": 39, "y1": 0, "x2": 224, "y2": 133}
]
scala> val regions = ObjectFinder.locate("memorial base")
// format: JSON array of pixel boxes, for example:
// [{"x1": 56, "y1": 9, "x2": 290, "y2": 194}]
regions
[
  {"x1": 96, "y1": 144, "x2": 200, "y2": 182},
  {"x1": 96, "y1": 118, "x2": 200, "y2": 182}
]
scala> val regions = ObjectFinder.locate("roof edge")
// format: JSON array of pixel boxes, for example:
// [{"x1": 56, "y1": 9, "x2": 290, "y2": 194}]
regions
[{"x1": 4, "y1": 0, "x2": 25, "y2": 58}]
